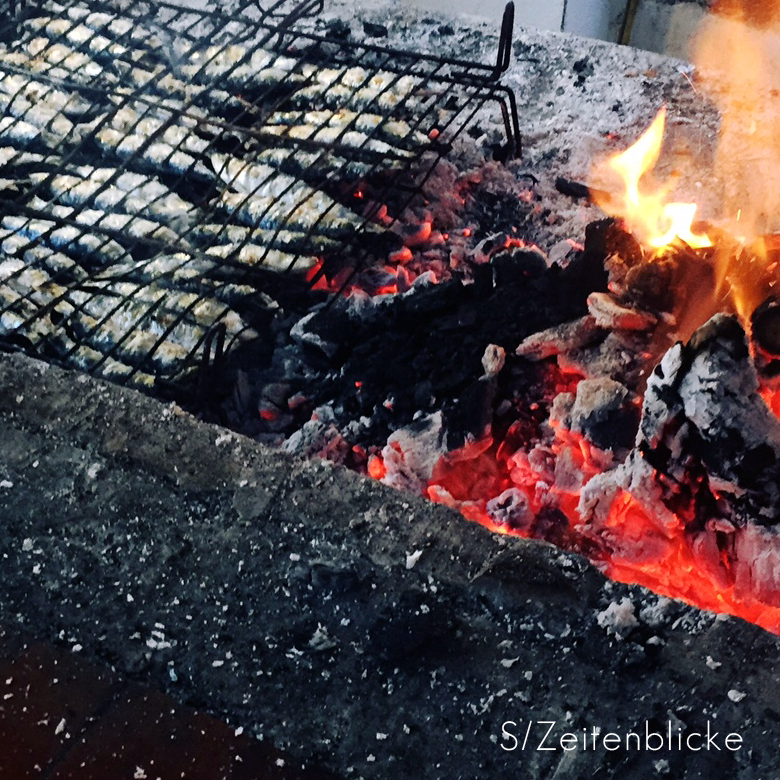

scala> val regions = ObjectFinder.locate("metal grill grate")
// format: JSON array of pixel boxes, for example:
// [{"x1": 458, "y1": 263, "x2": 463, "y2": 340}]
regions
[{"x1": 0, "y1": 0, "x2": 519, "y2": 396}]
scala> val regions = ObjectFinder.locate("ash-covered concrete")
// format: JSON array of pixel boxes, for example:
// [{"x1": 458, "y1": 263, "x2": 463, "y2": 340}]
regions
[
  {"x1": 1, "y1": 352, "x2": 779, "y2": 779},
  {"x1": 304, "y1": 0, "x2": 721, "y2": 248}
]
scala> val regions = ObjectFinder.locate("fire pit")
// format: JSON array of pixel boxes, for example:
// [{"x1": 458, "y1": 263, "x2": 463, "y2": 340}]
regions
[{"x1": 2, "y1": 0, "x2": 780, "y2": 777}]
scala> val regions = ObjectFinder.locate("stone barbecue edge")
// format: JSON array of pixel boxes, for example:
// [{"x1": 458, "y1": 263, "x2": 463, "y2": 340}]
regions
[{"x1": 0, "y1": 351, "x2": 778, "y2": 780}]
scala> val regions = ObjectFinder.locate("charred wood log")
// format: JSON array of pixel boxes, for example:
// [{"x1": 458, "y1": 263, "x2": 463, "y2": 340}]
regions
[{"x1": 580, "y1": 314, "x2": 780, "y2": 607}]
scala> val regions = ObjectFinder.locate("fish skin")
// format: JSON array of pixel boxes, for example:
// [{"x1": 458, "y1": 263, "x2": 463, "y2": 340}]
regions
[
  {"x1": 0, "y1": 115, "x2": 55, "y2": 150},
  {"x1": 23, "y1": 17, "x2": 129, "y2": 59},
  {"x1": 1, "y1": 215, "x2": 127, "y2": 263},
  {"x1": 250, "y1": 144, "x2": 377, "y2": 180},
  {"x1": 54, "y1": 287, "x2": 213, "y2": 378},
  {"x1": 211, "y1": 154, "x2": 371, "y2": 236},
  {"x1": 181, "y1": 44, "x2": 304, "y2": 88},
  {"x1": 193, "y1": 222, "x2": 339, "y2": 255},
  {"x1": 0, "y1": 285, "x2": 53, "y2": 342},
  {"x1": 217, "y1": 187, "x2": 366, "y2": 237},
  {"x1": 94, "y1": 127, "x2": 212, "y2": 180},
  {"x1": 259, "y1": 123, "x2": 415, "y2": 159},
  {"x1": 83, "y1": 266, "x2": 260, "y2": 343},
  {"x1": 112, "y1": 253, "x2": 259, "y2": 307},
  {"x1": 0, "y1": 76, "x2": 77, "y2": 139},
  {"x1": 204, "y1": 242, "x2": 318, "y2": 274},
  {"x1": 289, "y1": 71, "x2": 422, "y2": 112},
  {"x1": 262, "y1": 108, "x2": 431, "y2": 149},
  {"x1": 61, "y1": 167, "x2": 197, "y2": 227},
  {"x1": 27, "y1": 196, "x2": 190, "y2": 250},
  {"x1": 23, "y1": 37, "x2": 105, "y2": 80},
  {"x1": 31, "y1": 171, "x2": 196, "y2": 229}
]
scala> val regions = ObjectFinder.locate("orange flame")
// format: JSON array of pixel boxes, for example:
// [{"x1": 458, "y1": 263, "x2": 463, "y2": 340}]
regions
[
  {"x1": 695, "y1": 1, "x2": 780, "y2": 242},
  {"x1": 593, "y1": 106, "x2": 712, "y2": 251}
]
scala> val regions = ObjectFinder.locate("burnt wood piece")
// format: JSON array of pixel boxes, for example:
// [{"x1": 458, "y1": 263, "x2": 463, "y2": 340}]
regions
[
  {"x1": 751, "y1": 296, "x2": 780, "y2": 386},
  {"x1": 554, "y1": 176, "x2": 612, "y2": 204},
  {"x1": 638, "y1": 313, "x2": 780, "y2": 524},
  {"x1": 752, "y1": 297, "x2": 780, "y2": 356},
  {"x1": 581, "y1": 314, "x2": 780, "y2": 608}
]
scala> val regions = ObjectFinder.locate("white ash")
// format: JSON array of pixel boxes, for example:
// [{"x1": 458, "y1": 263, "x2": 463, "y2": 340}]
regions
[
  {"x1": 282, "y1": 405, "x2": 348, "y2": 462},
  {"x1": 569, "y1": 378, "x2": 630, "y2": 437},
  {"x1": 485, "y1": 487, "x2": 533, "y2": 531},
  {"x1": 596, "y1": 596, "x2": 639, "y2": 638},
  {"x1": 639, "y1": 596, "x2": 673, "y2": 628},
  {"x1": 587, "y1": 292, "x2": 658, "y2": 332},
  {"x1": 379, "y1": 411, "x2": 447, "y2": 494},
  {"x1": 481, "y1": 344, "x2": 505, "y2": 378},
  {"x1": 549, "y1": 391, "x2": 575, "y2": 429}
]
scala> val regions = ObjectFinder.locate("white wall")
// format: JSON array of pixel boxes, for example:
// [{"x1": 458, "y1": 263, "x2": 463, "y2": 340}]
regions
[
  {"x1": 563, "y1": 0, "x2": 626, "y2": 41},
  {"x1": 400, "y1": 0, "x2": 707, "y2": 59},
  {"x1": 629, "y1": 2, "x2": 707, "y2": 59},
  {"x1": 401, "y1": 0, "x2": 565, "y2": 31}
]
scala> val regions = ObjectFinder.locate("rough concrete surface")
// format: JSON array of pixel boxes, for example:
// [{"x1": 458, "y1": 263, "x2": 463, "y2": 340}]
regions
[{"x1": 0, "y1": 352, "x2": 779, "y2": 779}]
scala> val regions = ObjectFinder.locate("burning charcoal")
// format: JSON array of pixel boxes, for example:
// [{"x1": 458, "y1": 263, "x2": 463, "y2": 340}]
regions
[
  {"x1": 379, "y1": 412, "x2": 447, "y2": 494},
  {"x1": 549, "y1": 391, "x2": 575, "y2": 428},
  {"x1": 553, "y1": 176, "x2": 611, "y2": 204},
  {"x1": 580, "y1": 315, "x2": 780, "y2": 608},
  {"x1": 528, "y1": 444, "x2": 556, "y2": 483},
  {"x1": 398, "y1": 220, "x2": 433, "y2": 248},
  {"x1": 486, "y1": 487, "x2": 533, "y2": 532},
  {"x1": 491, "y1": 247, "x2": 548, "y2": 282},
  {"x1": 547, "y1": 238, "x2": 583, "y2": 267},
  {"x1": 259, "y1": 382, "x2": 291, "y2": 408},
  {"x1": 562, "y1": 330, "x2": 652, "y2": 387},
  {"x1": 752, "y1": 297, "x2": 780, "y2": 354},
  {"x1": 473, "y1": 232, "x2": 511, "y2": 264},
  {"x1": 282, "y1": 406, "x2": 349, "y2": 461},
  {"x1": 515, "y1": 315, "x2": 603, "y2": 360},
  {"x1": 584, "y1": 218, "x2": 643, "y2": 270},
  {"x1": 621, "y1": 257, "x2": 677, "y2": 312},
  {"x1": 569, "y1": 378, "x2": 638, "y2": 451},
  {"x1": 587, "y1": 292, "x2": 658, "y2": 331},
  {"x1": 290, "y1": 311, "x2": 340, "y2": 360}
]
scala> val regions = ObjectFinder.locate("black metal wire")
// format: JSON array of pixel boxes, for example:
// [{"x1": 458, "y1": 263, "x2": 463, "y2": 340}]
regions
[{"x1": 0, "y1": 0, "x2": 520, "y2": 393}]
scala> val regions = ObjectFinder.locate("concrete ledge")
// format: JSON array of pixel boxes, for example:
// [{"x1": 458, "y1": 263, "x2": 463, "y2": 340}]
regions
[{"x1": 1, "y1": 352, "x2": 779, "y2": 779}]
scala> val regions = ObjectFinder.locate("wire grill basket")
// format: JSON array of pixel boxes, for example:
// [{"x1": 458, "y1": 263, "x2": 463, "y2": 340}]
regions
[{"x1": 0, "y1": 0, "x2": 519, "y2": 395}]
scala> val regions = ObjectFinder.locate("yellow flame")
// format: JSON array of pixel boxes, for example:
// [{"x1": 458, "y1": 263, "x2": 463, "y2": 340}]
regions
[
  {"x1": 651, "y1": 204, "x2": 713, "y2": 249},
  {"x1": 594, "y1": 106, "x2": 712, "y2": 251},
  {"x1": 609, "y1": 106, "x2": 666, "y2": 216}
]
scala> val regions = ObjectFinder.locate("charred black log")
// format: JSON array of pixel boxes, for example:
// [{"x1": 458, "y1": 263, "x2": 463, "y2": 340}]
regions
[
  {"x1": 580, "y1": 314, "x2": 780, "y2": 606},
  {"x1": 751, "y1": 296, "x2": 780, "y2": 385}
]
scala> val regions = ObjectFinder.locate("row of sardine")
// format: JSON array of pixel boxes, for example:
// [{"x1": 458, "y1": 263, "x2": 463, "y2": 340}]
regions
[{"x1": 0, "y1": 0, "x2": 436, "y2": 388}]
